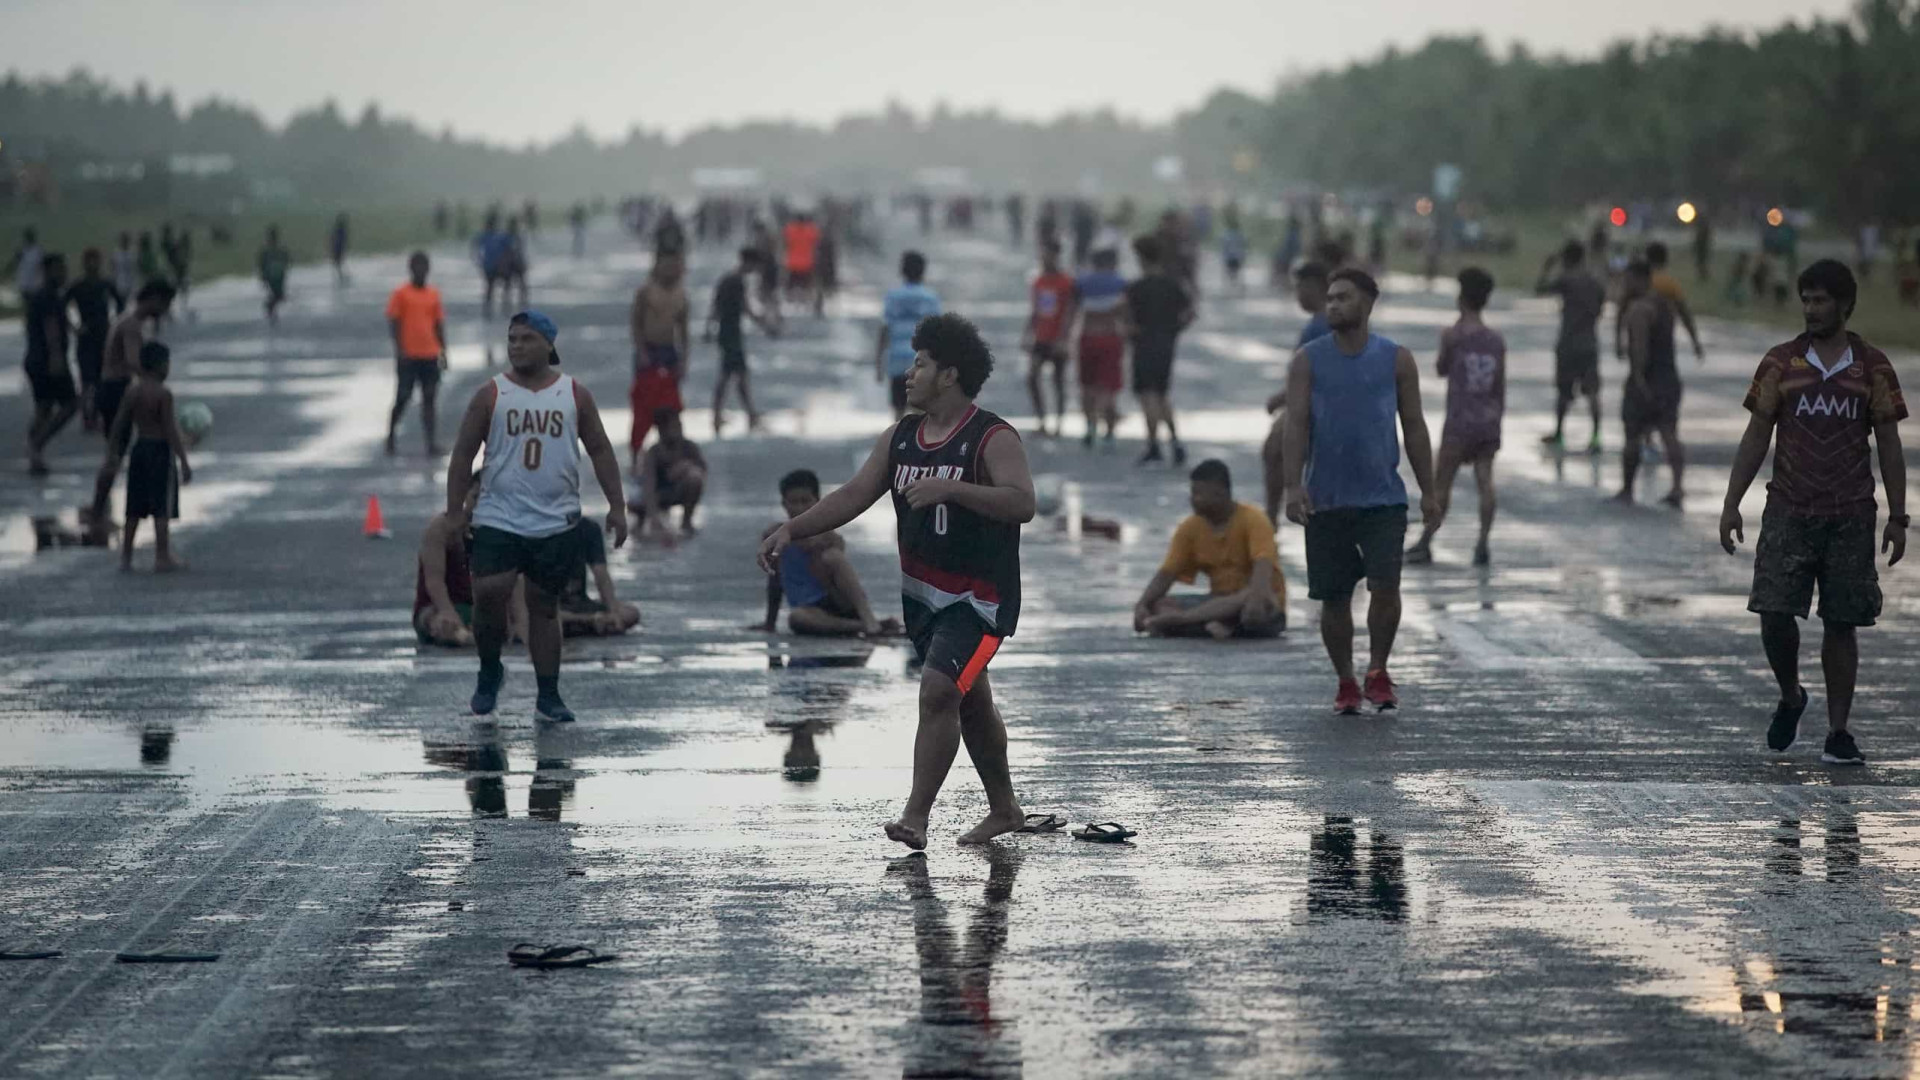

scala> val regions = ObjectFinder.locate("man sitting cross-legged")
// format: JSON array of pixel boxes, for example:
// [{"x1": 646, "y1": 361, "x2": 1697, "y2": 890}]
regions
[
  {"x1": 1133, "y1": 458, "x2": 1286, "y2": 639},
  {"x1": 755, "y1": 468, "x2": 902, "y2": 637}
]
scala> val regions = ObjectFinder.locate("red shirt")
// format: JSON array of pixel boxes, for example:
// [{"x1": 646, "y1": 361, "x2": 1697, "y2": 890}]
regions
[
  {"x1": 1743, "y1": 332, "x2": 1907, "y2": 515},
  {"x1": 1029, "y1": 271, "x2": 1075, "y2": 344},
  {"x1": 783, "y1": 221, "x2": 820, "y2": 273}
]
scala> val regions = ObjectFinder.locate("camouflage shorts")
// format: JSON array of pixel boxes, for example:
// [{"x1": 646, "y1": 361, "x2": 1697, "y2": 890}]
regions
[{"x1": 1748, "y1": 502, "x2": 1881, "y2": 627}]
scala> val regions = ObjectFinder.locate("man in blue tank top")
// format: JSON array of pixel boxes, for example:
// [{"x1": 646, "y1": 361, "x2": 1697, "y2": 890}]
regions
[{"x1": 1280, "y1": 269, "x2": 1440, "y2": 715}]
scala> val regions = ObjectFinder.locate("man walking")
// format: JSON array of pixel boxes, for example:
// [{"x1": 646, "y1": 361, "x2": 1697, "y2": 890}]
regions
[
  {"x1": 1614, "y1": 260, "x2": 1686, "y2": 507},
  {"x1": 876, "y1": 251, "x2": 941, "y2": 419},
  {"x1": 1536, "y1": 240, "x2": 1607, "y2": 453},
  {"x1": 1125, "y1": 235, "x2": 1195, "y2": 465},
  {"x1": 761, "y1": 313, "x2": 1033, "y2": 849},
  {"x1": 1720, "y1": 260, "x2": 1906, "y2": 766},
  {"x1": 386, "y1": 251, "x2": 447, "y2": 456},
  {"x1": 446, "y1": 311, "x2": 627, "y2": 724},
  {"x1": 1281, "y1": 269, "x2": 1439, "y2": 714}
]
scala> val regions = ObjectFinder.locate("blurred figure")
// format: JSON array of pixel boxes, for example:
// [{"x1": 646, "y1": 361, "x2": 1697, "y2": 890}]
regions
[
  {"x1": 111, "y1": 232, "x2": 137, "y2": 299},
  {"x1": 1073, "y1": 247, "x2": 1127, "y2": 448},
  {"x1": 1693, "y1": 214, "x2": 1713, "y2": 281},
  {"x1": 475, "y1": 210, "x2": 510, "y2": 317},
  {"x1": 24, "y1": 253, "x2": 77, "y2": 475},
  {"x1": 1406, "y1": 267, "x2": 1505, "y2": 567},
  {"x1": 1614, "y1": 260, "x2": 1686, "y2": 508},
  {"x1": 1262, "y1": 261, "x2": 1332, "y2": 524},
  {"x1": 569, "y1": 202, "x2": 587, "y2": 258},
  {"x1": 628, "y1": 252, "x2": 691, "y2": 464},
  {"x1": 1126, "y1": 235, "x2": 1195, "y2": 466},
  {"x1": 1022, "y1": 240, "x2": 1075, "y2": 437},
  {"x1": 1537, "y1": 240, "x2": 1607, "y2": 454},
  {"x1": 258, "y1": 226, "x2": 290, "y2": 326},
  {"x1": 876, "y1": 250, "x2": 941, "y2": 419},
  {"x1": 385, "y1": 251, "x2": 448, "y2": 456},
  {"x1": 328, "y1": 213, "x2": 350, "y2": 287},
  {"x1": 64, "y1": 248, "x2": 123, "y2": 432},
  {"x1": 504, "y1": 217, "x2": 530, "y2": 309},
  {"x1": 706, "y1": 247, "x2": 777, "y2": 435},
  {"x1": 8, "y1": 227, "x2": 44, "y2": 312},
  {"x1": 782, "y1": 212, "x2": 823, "y2": 316}
]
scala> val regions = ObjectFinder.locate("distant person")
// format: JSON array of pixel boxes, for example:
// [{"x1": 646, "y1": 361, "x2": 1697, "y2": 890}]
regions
[
  {"x1": 9, "y1": 227, "x2": 44, "y2": 311},
  {"x1": 433, "y1": 201, "x2": 451, "y2": 237},
  {"x1": 755, "y1": 468, "x2": 899, "y2": 637},
  {"x1": 416, "y1": 488, "x2": 478, "y2": 647},
  {"x1": 102, "y1": 341, "x2": 192, "y2": 572},
  {"x1": 1618, "y1": 241, "x2": 1704, "y2": 363},
  {"x1": 385, "y1": 251, "x2": 448, "y2": 456},
  {"x1": 1073, "y1": 247, "x2": 1127, "y2": 448},
  {"x1": 706, "y1": 247, "x2": 777, "y2": 435},
  {"x1": 258, "y1": 226, "x2": 290, "y2": 326},
  {"x1": 1262, "y1": 261, "x2": 1331, "y2": 524},
  {"x1": 876, "y1": 250, "x2": 941, "y2": 419},
  {"x1": 628, "y1": 251, "x2": 691, "y2": 464},
  {"x1": 504, "y1": 217, "x2": 531, "y2": 309},
  {"x1": 163, "y1": 226, "x2": 193, "y2": 310},
  {"x1": 1614, "y1": 260, "x2": 1686, "y2": 507},
  {"x1": 136, "y1": 232, "x2": 163, "y2": 288},
  {"x1": 636, "y1": 407, "x2": 706, "y2": 542},
  {"x1": 1406, "y1": 267, "x2": 1506, "y2": 567},
  {"x1": 783, "y1": 213, "x2": 823, "y2": 315},
  {"x1": 1692, "y1": 215, "x2": 1713, "y2": 281},
  {"x1": 86, "y1": 281, "x2": 175, "y2": 542},
  {"x1": 1220, "y1": 219, "x2": 1248, "y2": 291},
  {"x1": 569, "y1": 203, "x2": 587, "y2": 258},
  {"x1": 1126, "y1": 235, "x2": 1196, "y2": 466},
  {"x1": 445, "y1": 310, "x2": 628, "y2": 724},
  {"x1": 475, "y1": 211, "x2": 511, "y2": 316},
  {"x1": 1537, "y1": 240, "x2": 1608, "y2": 454},
  {"x1": 1022, "y1": 240, "x2": 1075, "y2": 437},
  {"x1": 1719, "y1": 259, "x2": 1906, "y2": 767},
  {"x1": 25, "y1": 253, "x2": 78, "y2": 476},
  {"x1": 329, "y1": 213, "x2": 350, "y2": 286},
  {"x1": 1281, "y1": 269, "x2": 1439, "y2": 715},
  {"x1": 110, "y1": 232, "x2": 137, "y2": 299},
  {"x1": 64, "y1": 248, "x2": 124, "y2": 433},
  {"x1": 1133, "y1": 459, "x2": 1285, "y2": 639}
]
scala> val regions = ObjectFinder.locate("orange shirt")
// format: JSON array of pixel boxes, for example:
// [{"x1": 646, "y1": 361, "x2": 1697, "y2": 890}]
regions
[
  {"x1": 783, "y1": 221, "x2": 820, "y2": 273},
  {"x1": 386, "y1": 283, "x2": 444, "y2": 360}
]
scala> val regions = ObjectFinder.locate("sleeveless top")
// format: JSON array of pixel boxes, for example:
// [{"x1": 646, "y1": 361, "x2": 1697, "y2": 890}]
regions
[
  {"x1": 1641, "y1": 297, "x2": 1678, "y2": 384},
  {"x1": 472, "y1": 373, "x2": 581, "y2": 538},
  {"x1": 1441, "y1": 322, "x2": 1507, "y2": 443},
  {"x1": 1305, "y1": 332, "x2": 1409, "y2": 511},
  {"x1": 888, "y1": 406, "x2": 1023, "y2": 636}
]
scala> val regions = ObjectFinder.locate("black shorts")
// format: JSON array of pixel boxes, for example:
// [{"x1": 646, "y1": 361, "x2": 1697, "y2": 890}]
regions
[
  {"x1": 720, "y1": 342, "x2": 748, "y2": 375},
  {"x1": 889, "y1": 375, "x2": 909, "y2": 412},
  {"x1": 1029, "y1": 342, "x2": 1066, "y2": 367},
  {"x1": 1554, "y1": 343, "x2": 1600, "y2": 398},
  {"x1": 1132, "y1": 344, "x2": 1175, "y2": 395},
  {"x1": 25, "y1": 359, "x2": 77, "y2": 406},
  {"x1": 396, "y1": 358, "x2": 442, "y2": 400},
  {"x1": 1749, "y1": 502, "x2": 1881, "y2": 627},
  {"x1": 904, "y1": 599, "x2": 1001, "y2": 695},
  {"x1": 76, "y1": 332, "x2": 106, "y2": 388},
  {"x1": 126, "y1": 438, "x2": 179, "y2": 521},
  {"x1": 1305, "y1": 505, "x2": 1409, "y2": 602},
  {"x1": 470, "y1": 524, "x2": 582, "y2": 597},
  {"x1": 1622, "y1": 372, "x2": 1682, "y2": 430},
  {"x1": 94, "y1": 378, "x2": 131, "y2": 429}
]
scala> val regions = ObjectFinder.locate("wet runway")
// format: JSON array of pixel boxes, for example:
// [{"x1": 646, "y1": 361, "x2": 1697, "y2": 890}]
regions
[{"x1": 4, "y1": 220, "x2": 1920, "y2": 1077}]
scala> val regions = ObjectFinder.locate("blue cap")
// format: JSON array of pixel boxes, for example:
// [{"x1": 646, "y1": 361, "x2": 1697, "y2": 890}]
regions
[{"x1": 511, "y1": 309, "x2": 560, "y2": 362}]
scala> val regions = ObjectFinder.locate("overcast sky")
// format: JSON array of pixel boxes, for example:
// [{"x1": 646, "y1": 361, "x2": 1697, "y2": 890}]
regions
[{"x1": 7, "y1": 0, "x2": 1856, "y2": 143}]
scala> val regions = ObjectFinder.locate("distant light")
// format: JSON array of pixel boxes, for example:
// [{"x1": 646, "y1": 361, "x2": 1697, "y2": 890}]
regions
[
  {"x1": 1766, "y1": 207, "x2": 1785, "y2": 227},
  {"x1": 1414, "y1": 197, "x2": 1434, "y2": 217},
  {"x1": 1676, "y1": 202, "x2": 1698, "y2": 225},
  {"x1": 1609, "y1": 207, "x2": 1628, "y2": 228}
]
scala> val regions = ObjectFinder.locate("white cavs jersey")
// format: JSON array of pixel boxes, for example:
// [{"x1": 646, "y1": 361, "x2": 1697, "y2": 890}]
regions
[{"x1": 472, "y1": 373, "x2": 581, "y2": 537}]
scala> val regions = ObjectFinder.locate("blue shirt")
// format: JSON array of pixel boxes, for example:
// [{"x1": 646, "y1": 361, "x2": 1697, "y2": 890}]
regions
[
  {"x1": 1304, "y1": 332, "x2": 1408, "y2": 511},
  {"x1": 1296, "y1": 312, "x2": 1331, "y2": 350},
  {"x1": 882, "y1": 284, "x2": 942, "y2": 377},
  {"x1": 1074, "y1": 270, "x2": 1126, "y2": 316}
]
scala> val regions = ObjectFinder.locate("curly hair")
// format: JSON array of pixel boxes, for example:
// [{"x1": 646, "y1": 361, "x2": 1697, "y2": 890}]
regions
[{"x1": 910, "y1": 312, "x2": 994, "y2": 397}]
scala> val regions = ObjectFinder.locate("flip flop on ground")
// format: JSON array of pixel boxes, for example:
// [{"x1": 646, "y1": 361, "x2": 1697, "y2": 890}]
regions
[
  {"x1": 1072, "y1": 822, "x2": 1138, "y2": 843},
  {"x1": 507, "y1": 943, "x2": 619, "y2": 969},
  {"x1": 0, "y1": 948, "x2": 63, "y2": 961},
  {"x1": 115, "y1": 951, "x2": 219, "y2": 963},
  {"x1": 1018, "y1": 813, "x2": 1067, "y2": 834}
]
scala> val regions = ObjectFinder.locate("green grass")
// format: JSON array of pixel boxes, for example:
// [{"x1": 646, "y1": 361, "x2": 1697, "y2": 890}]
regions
[{"x1": 0, "y1": 204, "x2": 446, "y2": 311}]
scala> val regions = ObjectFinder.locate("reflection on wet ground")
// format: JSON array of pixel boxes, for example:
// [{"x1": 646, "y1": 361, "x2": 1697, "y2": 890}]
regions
[{"x1": 6, "y1": 223, "x2": 1920, "y2": 1075}]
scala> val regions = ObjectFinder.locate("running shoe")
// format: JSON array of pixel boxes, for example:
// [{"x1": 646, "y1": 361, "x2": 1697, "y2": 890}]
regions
[
  {"x1": 536, "y1": 688, "x2": 576, "y2": 724},
  {"x1": 1767, "y1": 685, "x2": 1808, "y2": 750},
  {"x1": 1363, "y1": 669, "x2": 1398, "y2": 711},
  {"x1": 1472, "y1": 541, "x2": 1490, "y2": 567},
  {"x1": 470, "y1": 662, "x2": 504, "y2": 716},
  {"x1": 1539, "y1": 432, "x2": 1564, "y2": 451},
  {"x1": 1333, "y1": 678, "x2": 1363, "y2": 715},
  {"x1": 1082, "y1": 430, "x2": 1095, "y2": 449},
  {"x1": 1586, "y1": 431, "x2": 1603, "y2": 456},
  {"x1": 1136, "y1": 444, "x2": 1164, "y2": 466},
  {"x1": 1404, "y1": 543, "x2": 1434, "y2": 566},
  {"x1": 1822, "y1": 730, "x2": 1865, "y2": 766},
  {"x1": 1171, "y1": 442, "x2": 1188, "y2": 466}
]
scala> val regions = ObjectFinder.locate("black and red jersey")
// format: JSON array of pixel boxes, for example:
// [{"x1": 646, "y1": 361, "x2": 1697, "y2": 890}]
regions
[{"x1": 888, "y1": 405, "x2": 1022, "y2": 637}]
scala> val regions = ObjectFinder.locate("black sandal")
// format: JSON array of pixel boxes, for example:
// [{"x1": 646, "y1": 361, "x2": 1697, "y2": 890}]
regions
[
  {"x1": 1072, "y1": 822, "x2": 1138, "y2": 843},
  {"x1": 116, "y1": 951, "x2": 219, "y2": 963},
  {"x1": 0, "y1": 948, "x2": 63, "y2": 961},
  {"x1": 1018, "y1": 813, "x2": 1067, "y2": 834},
  {"x1": 507, "y1": 943, "x2": 619, "y2": 969}
]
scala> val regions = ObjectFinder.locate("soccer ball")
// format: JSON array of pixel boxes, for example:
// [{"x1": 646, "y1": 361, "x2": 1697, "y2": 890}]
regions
[{"x1": 177, "y1": 401, "x2": 214, "y2": 446}]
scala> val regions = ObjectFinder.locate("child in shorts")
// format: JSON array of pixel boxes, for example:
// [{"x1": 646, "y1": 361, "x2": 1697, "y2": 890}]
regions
[{"x1": 102, "y1": 342, "x2": 192, "y2": 571}]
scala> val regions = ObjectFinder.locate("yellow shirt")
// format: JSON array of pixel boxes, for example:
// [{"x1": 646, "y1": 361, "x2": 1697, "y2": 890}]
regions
[{"x1": 1160, "y1": 503, "x2": 1285, "y2": 604}]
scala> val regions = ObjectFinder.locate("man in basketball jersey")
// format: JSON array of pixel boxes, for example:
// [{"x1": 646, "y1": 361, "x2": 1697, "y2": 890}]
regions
[
  {"x1": 759, "y1": 313, "x2": 1035, "y2": 849},
  {"x1": 446, "y1": 311, "x2": 627, "y2": 723}
]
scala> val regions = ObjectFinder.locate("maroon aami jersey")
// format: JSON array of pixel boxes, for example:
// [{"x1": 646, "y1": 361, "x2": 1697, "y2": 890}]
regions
[
  {"x1": 1744, "y1": 332, "x2": 1907, "y2": 515},
  {"x1": 888, "y1": 406, "x2": 1022, "y2": 636}
]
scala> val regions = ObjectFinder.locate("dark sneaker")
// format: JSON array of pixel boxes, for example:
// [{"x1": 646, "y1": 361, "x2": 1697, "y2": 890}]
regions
[
  {"x1": 1766, "y1": 685, "x2": 1808, "y2": 751},
  {"x1": 1822, "y1": 730, "x2": 1865, "y2": 766},
  {"x1": 1586, "y1": 431, "x2": 1603, "y2": 456},
  {"x1": 1135, "y1": 445, "x2": 1164, "y2": 466},
  {"x1": 1472, "y1": 541, "x2": 1490, "y2": 567},
  {"x1": 536, "y1": 689, "x2": 576, "y2": 724},
  {"x1": 1333, "y1": 678, "x2": 1363, "y2": 715},
  {"x1": 1363, "y1": 669, "x2": 1398, "y2": 712},
  {"x1": 1171, "y1": 442, "x2": 1188, "y2": 466},
  {"x1": 1404, "y1": 543, "x2": 1433, "y2": 566},
  {"x1": 1539, "y1": 432, "x2": 1564, "y2": 451},
  {"x1": 470, "y1": 663, "x2": 504, "y2": 716}
]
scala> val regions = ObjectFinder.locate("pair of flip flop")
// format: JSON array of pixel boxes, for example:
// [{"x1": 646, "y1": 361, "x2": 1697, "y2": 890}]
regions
[
  {"x1": 1018, "y1": 815, "x2": 1138, "y2": 843},
  {"x1": 508, "y1": 943, "x2": 618, "y2": 969}
]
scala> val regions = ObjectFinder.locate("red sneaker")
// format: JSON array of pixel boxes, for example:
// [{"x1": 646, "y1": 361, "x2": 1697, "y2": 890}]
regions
[
  {"x1": 1332, "y1": 678, "x2": 1363, "y2": 715},
  {"x1": 1363, "y1": 669, "x2": 1398, "y2": 711}
]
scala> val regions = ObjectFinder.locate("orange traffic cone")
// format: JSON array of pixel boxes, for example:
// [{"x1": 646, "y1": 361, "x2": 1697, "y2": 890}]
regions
[{"x1": 363, "y1": 495, "x2": 391, "y2": 539}]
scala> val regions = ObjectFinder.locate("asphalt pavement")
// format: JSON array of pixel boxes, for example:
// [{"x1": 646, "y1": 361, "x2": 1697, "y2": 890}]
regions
[{"x1": 4, "y1": 216, "x2": 1920, "y2": 1078}]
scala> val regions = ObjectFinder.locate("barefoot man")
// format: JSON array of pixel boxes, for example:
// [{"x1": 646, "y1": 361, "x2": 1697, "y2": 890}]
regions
[{"x1": 760, "y1": 313, "x2": 1034, "y2": 848}]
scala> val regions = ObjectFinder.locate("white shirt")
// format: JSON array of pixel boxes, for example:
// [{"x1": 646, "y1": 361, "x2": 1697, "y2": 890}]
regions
[{"x1": 472, "y1": 373, "x2": 582, "y2": 538}]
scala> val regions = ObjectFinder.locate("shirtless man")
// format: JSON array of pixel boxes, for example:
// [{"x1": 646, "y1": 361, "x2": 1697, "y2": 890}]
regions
[
  {"x1": 629, "y1": 253, "x2": 691, "y2": 466},
  {"x1": 101, "y1": 342, "x2": 192, "y2": 571},
  {"x1": 87, "y1": 281, "x2": 176, "y2": 542},
  {"x1": 636, "y1": 408, "x2": 706, "y2": 541},
  {"x1": 416, "y1": 488, "x2": 479, "y2": 647},
  {"x1": 755, "y1": 468, "x2": 900, "y2": 637}
]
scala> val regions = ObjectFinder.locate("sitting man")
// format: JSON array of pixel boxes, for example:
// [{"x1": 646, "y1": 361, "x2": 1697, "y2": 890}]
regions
[
  {"x1": 755, "y1": 468, "x2": 901, "y2": 637},
  {"x1": 556, "y1": 515, "x2": 641, "y2": 637},
  {"x1": 415, "y1": 488, "x2": 477, "y2": 646},
  {"x1": 1133, "y1": 458, "x2": 1286, "y2": 639},
  {"x1": 636, "y1": 407, "x2": 706, "y2": 542}
]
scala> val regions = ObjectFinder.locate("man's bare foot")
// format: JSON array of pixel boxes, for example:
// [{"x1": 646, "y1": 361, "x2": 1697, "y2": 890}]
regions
[
  {"x1": 957, "y1": 807, "x2": 1026, "y2": 846},
  {"x1": 883, "y1": 817, "x2": 928, "y2": 851},
  {"x1": 154, "y1": 554, "x2": 187, "y2": 572},
  {"x1": 1204, "y1": 620, "x2": 1234, "y2": 641}
]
